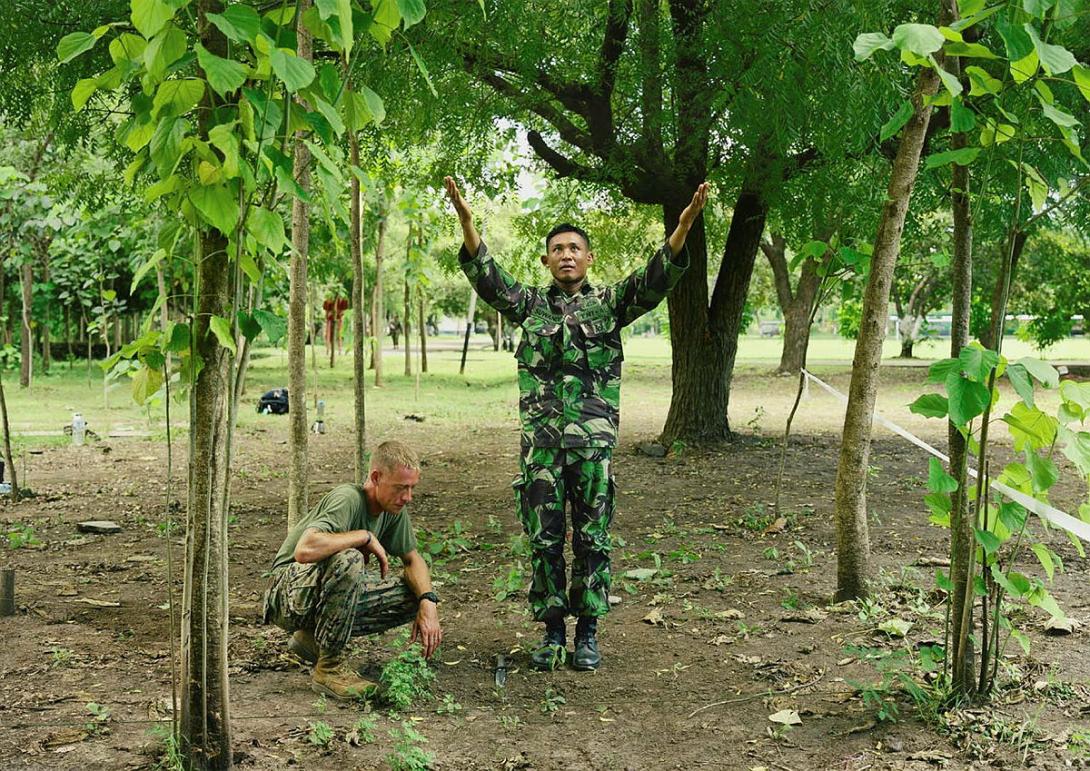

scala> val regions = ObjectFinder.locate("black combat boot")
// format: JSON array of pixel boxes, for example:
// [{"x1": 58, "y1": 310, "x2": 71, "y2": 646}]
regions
[
  {"x1": 573, "y1": 616, "x2": 601, "y2": 671},
  {"x1": 529, "y1": 620, "x2": 567, "y2": 671}
]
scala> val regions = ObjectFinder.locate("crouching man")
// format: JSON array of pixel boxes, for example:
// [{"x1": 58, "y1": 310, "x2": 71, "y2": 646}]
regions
[{"x1": 262, "y1": 440, "x2": 442, "y2": 700}]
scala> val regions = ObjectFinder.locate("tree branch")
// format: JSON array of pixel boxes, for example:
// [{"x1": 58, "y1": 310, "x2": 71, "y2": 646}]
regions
[{"x1": 760, "y1": 234, "x2": 794, "y2": 309}]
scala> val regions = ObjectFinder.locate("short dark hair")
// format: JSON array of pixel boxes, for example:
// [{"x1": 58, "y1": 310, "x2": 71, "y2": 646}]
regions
[{"x1": 545, "y1": 223, "x2": 590, "y2": 251}]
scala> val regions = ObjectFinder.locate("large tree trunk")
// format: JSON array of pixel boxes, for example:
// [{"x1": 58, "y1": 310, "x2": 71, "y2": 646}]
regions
[
  {"x1": 179, "y1": 3, "x2": 234, "y2": 767},
  {"x1": 373, "y1": 217, "x2": 385, "y2": 387},
  {"x1": 947, "y1": 35, "x2": 976, "y2": 695},
  {"x1": 349, "y1": 133, "x2": 367, "y2": 484},
  {"x1": 833, "y1": 66, "x2": 940, "y2": 602},
  {"x1": 19, "y1": 259, "x2": 31, "y2": 388},
  {"x1": 286, "y1": 0, "x2": 313, "y2": 529}
]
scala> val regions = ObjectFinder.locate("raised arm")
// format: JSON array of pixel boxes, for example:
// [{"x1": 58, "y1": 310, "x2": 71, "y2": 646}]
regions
[
  {"x1": 444, "y1": 176, "x2": 532, "y2": 324},
  {"x1": 615, "y1": 183, "x2": 710, "y2": 326}
]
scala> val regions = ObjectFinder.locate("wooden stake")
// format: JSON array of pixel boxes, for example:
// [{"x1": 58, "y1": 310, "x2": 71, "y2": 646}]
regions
[{"x1": 0, "y1": 568, "x2": 14, "y2": 616}]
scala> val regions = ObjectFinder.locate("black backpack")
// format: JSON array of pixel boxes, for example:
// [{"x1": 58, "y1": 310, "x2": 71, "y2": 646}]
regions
[{"x1": 257, "y1": 388, "x2": 289, "y2": 414}]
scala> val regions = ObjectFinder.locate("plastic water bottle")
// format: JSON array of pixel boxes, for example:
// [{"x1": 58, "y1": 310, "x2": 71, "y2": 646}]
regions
[{"x1": 72, "y1": 413, "x2": 86, "y2": 446}]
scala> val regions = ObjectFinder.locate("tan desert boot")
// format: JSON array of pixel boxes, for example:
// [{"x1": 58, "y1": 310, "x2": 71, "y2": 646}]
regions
[{"x1": 311, "y1": 649, "x2": 376, "y2": 701}]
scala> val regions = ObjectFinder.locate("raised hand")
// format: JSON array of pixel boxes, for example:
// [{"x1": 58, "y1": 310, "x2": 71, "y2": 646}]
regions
[
  {"x1": 678, "y1": 182, "x2": 710, "y2": 229},
  {"x1": 443, "y1": 176, "x2": 473, "y2": 223}
]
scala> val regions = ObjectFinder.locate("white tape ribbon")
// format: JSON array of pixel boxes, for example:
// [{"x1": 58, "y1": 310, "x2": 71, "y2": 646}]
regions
[{"x1": 801, "y1": 368, "x2": 1090, "y2": 543}]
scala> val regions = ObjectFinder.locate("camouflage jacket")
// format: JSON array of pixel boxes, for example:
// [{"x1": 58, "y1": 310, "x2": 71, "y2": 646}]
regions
[{"x1": 458, "y1": 241, "x2": 689, "y2": 449}]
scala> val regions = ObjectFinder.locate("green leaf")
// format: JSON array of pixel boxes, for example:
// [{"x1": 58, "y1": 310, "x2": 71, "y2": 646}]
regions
[
  {"x1": 149, "y1": 116, "x2": 186, "y2": 177},
  {"x1": 397, "y1": 0, "x2": 427, "y2": 27},
  {"x1": 1006, "y1": 362, "x2": 1035, "y2": 406},
  {"x1": 265, "y1": 5, "x2": 296, "y2": 25},
  {"x1": 131, "y1": 364, "x2": 164, "y2": 405},
  {"x1": 1011, "y1": 49, "x2": 1039, "y2": 84},
  {"x1": 944, "y1": 41, "x2": 999, "y2": 59},
  {"x1": 935, "y1": 568, "x2": 953, "y2": 592},
  {"x1": 1073, "y1": 65, "x2": 1090, "y2": 106},
  {"x1": 1025, "y1": 450, "x2": 1059, "y2": 492},
  {"x1": 247, "y1": 206, "x2": 287, "y2": 252},
  {"x1": 1015, "y1": 357, "x2": 1059, "y2": 388},
  {"x1": 1028, "y1": 586, "x2": 1065, "y2": 620},
  {"x1": 996, "y1": 16, "x2": 1034, "y2": 61},
  {"x1": 946, "y1": 371, "x2": 990, "y2": 426},
  {"x1": 990, "y1": 564, "x2": 1026, "y2": 597},
  {"x1": 1023, "y1": 0, "x2": 1058, "y2": 18},
  {"x1": 959, "y1": 343, "x2": 999, "y2": 381},
  {"x1": 1030, "y1": 543, "x2": 1055, "y2": 580},
  {"x1": 853, "y1": 32, "x2": 895, "y2": 61},
  {"x1": 189, "y1": 183, "x2": 240, "y2": 235},
  {"x1": 925, "y1": 146, "x2": 980, "y2": 169},
  {"x1": 152, "y1": 78, "x2": 204, "y2": 119},
  {"x1": 206, "y1": 6, "x2": 261, "y2": 43},
  {"x1": 998, "y1": 501, "x2": 1028, "y2": 534},
  {"x1": 975, "y1": 528, "x2": 1001, "y2": 555},
  {"x1": 910, "y1": 393, "x2": 949, "y2": 419},
  {"x1": 144, "y1": 24, "x2": 187, "y2": 80},
  {"x1": 965, "y1": 65, "x2": 1002, "y2": 96},
  {"x1": 164, "y1": 321, "x2": 190, "y2": 353},
  {"x1": 130, "y1": 248, "x2": 165, "y2": 293},
  {"x1": 892, "y1": 24, "x2": 944, "y2": 56},
  {"x1": 57, "y1": 32, "x2": 101, "y2": 63},
  {"x1": 209, "y1": 315, "x2": 237, "y2": 354},
  {"x1": 1003, "y1": 402, "x2": 1058, "y2": 451},
  {"x1": 1060, "y1": 380, "x2": 1090, "y2": 414},
  {"x1": 208, "y1": 122, "x2": 240, "y2": 178},
  {"x1": 253, "y1": 309, "x2": 287, "y2": 345},
  {"x1": 927, "y1": 457, "x2": 958, "y2": 494},
  {"x1": 270, "y1": 48, "x2": 315, "y2": 91},
  {"x1": 131, "y1": 0, "x2": 175, "y2": 38},
  {"x1": 238, "y1": 250, "x2": 261, "y2": 285},
  {"x1": 406, "y1": 40, "x2": 438, "y2": 98},
  {"x1": 109, "y1": 33, "x2": 147, "y2": 65},
  {"x1": 1025, "y1": 23, "x2": 1076, "y2": 74},
  {"x1": 196, "y1": 44, "x2": 247, "y2": 96},
  {"x1": 880, "y1": 101, "x2": 913, "y2": 141},
  {"x1": 925, "y1": 491, "x2": 952, "y2": 526},
  {"x1": 313, "y1": 97, "x2": 345, "y2": 136},
  {"x1": 1059, "y1": 426, "x2": 1090, "y2": 476},
  {"x1": 950, "y1": 99, "x2": 976, "y2": 132},
  {"x1": 932, "y1": 56, "x2": 964, "y2": 97},
  {"x1": 237, "y1": 311, "x2": 262, "y2": 341},
  {"x1": 878, "y1": 618, "x2": 912, "y2": 637},
  {"x1": 72, "y1": 78, "x2": 99, "y2": 111},
  {"x1": 369, "y1": 0, "x2": 401, "y2": 46},
  {"x1": 336, "y1": 0, "x2": 354, "y2": 57},
  {"x1": 928, "y1": 357, "x2": 960, "y2": 384}
]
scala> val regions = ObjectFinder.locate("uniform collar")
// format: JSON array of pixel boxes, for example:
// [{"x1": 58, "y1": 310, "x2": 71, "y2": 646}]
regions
[{"x1": 547, "y1": 280, "x2": 594, "y2": 299}]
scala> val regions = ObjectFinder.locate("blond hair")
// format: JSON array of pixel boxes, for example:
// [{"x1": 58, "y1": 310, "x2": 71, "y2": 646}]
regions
[{"x1": 369, "y1": 440, "x2": 420, "y2": 473}]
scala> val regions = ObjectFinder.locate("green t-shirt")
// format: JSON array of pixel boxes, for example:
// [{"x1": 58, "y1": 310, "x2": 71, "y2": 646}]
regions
[{"x1": 271, "y1": 483, "x2": 418, "y2": 569}]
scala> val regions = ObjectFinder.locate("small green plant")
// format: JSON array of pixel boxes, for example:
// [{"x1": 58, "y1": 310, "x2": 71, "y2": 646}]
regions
[
  {"x1": 844, "y1": 645, "x2": 930, "y2": 724},
  {"x1": 738, "y1": 503, "x2": 774, "y2": 532},
  {"x1": 376, "y1": 633, "x2": 435, "y2": 711},
  {"x1": 311, "y1": 693, "x2": 328, "y2": 715},
  {"x1": 508, "y1": 533, "x2": 532, "y2": 559},
  {"x1": 762, "y1": 546, "x2": 779, "y2": 561},
  {"x1": 668, "y1": 544, "x2": 701, "y2": 564},
  {"x1": 149, "y1": 725, "x2": 184, "y2": 771},
  {"x1": 781, "y1": 588, "x2": 801, "y2": 610},
  {"x1": 499, "y1": 714, "x2": 523, "y2": 731},
  {"x1": 419, "y1": 520, "x2": 474, "y2": 563},
  {"x1": 792, "y1": 540, "x2": 814, "y2": 569},
  {"x1": 486, "y1": 515, "x2": 503, "y2": 534},
  {"x1": 436, "y1": 693, "x2": 462, "y2": 715},
  {"x1": 50, "y1": 647, "x2": 74, "y2": 668},
  {"x1": 747, "y1": 405, "x2": 766, "y2": 432},
  {"x1": 307, "y1": 720, "x2": 335, "y2": 748},
  {"x1": 703, "y1": 568, "x2": 734, "y2": 592},
  {"x1": 6, "y1": 524, "x2": 41, "y2": 550},
  {"x1": 541, "y1": 687, "x2": 566, "y2": 715},
  {"x1": 386, "y1": 722, "x2": 434, "y2": 771},
  {"x1": 84, "y1": 702, "x2": 111, "y2": 735},
  {"x1": 492, "y1": 561, "x2": 526, "y2": 601},
  {"x1": 349, "y1": 714, "x2": 377, "y2": 744}
]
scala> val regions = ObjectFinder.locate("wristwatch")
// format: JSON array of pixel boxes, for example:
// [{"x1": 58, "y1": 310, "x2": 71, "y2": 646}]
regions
[{"x1": 418, "y1": 591, "x2": 440, "y2": 605}]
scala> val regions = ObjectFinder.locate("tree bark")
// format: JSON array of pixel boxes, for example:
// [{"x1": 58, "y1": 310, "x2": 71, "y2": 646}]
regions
[
  {"x1": 286, "y1": 0, "x2": 313, "y2": 529},
  {"x1": 833, "y1": 65, "x2": 940, "y2": 602},
  {"x1": 373, "y1": 216, "x2": 385, "y2": 387},
  {"x1": 418, "y1": 293, "x2": 428, "y2": 374},
  {"x1": 40, "y1": 250, "x2": 50, "y2": 373},
  {"x1": 179, "y1": 3, "x2": 234, "y2": 767},
  {"x1": 0, "y1": 368, "x2": 17, "y2": 498},
  {"x1": 349, "y1": 133, "x2": 367, "y2": 484},
  {"x1": 402, "y1": 274, "x2": 412, "y2": 378},
  {"x1": 19, "y1": 258, "x2": 31, "y2": 388},
  {"x1": 979, "y1": 230, "x2": 1027, "y2": 350},
  {"x1": 761, "y1": 233, "x2": 822, "y2": 375}
]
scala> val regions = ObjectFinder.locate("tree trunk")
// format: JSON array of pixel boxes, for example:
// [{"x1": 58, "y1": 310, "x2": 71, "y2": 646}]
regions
[
  {"x1": 418, "y1": 293, "x2": 428, "y2": 374},
  {"x1": 833, "y1": 66, "x2": 940, "y2": 602},
  {"x1": 19, "y1": 259, "x2": 31, "y2": 388},
  {"x1": 157, "y1": 263, "x2": 172, "y2": 375},
  {"x1": 373, "y1": 217, "x2": 385, "y2": 387},
  {"x1": 947, "y1": 35, "x2": 976, "y2": 694},
  {"x1": 286, "y1": 0, "x2": 314, "y2": 529},
  {"x1": 979, "y1": 230, "x2": 1027, "y2": 350},
  {"x1": 40, "y1": 251, "x2": 50, "y2": 373},
  {"x1": 0, "y1": 368, "x2": 17, "y2": 498},
  {"x1": 899, "y1": 336, "x2": 915, "y2": 359},
  {"x1": 179, "y1": 3, "x2": 234, "y2": 767},
  {"x1": 349, "y1": 133, "x2": 367, "y2": 484},
  {"x1": 403, "y1": 274, "x2": 412, "y2": 378},
  {"x1": 762, "y1": 233, "x2": 822, "y2": 376},
  {"x1": 0, "y1": 259, "x2": 7, "y2": 346}
]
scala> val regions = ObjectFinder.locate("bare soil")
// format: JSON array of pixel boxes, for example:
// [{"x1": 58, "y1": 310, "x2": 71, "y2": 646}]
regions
[{"x1": 2, "y1": 367, "x2": 1088, "y2": 770}]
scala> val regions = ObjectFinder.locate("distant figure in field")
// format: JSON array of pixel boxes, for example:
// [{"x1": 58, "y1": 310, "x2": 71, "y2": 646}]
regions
[
  {"x1": 323, "y1": 295, "x2": 349, "y2": 354},
  {"x1": 389, "y1": 315, "x2": 402, "y2": 349},
  {"x1": 262, "y1": 441, "x2": 442, "y2": 700},
  {"x1": 444, "y1": 175, "x2": 709, "y2": 671}
]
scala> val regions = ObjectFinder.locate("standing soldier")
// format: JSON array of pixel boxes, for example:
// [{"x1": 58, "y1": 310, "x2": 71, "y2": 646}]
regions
[{"x1": 444, "y1": 176, "x2": 709, "y2": 671}]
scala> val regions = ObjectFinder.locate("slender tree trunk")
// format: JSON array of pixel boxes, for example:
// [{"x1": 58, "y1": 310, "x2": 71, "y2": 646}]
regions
[
  {"x1": 157, "y1": 262, "x2": 172, "y2": 375},
  {"x1": 418, "y1": 293, "x2": 428, "y2": 374},
  {"x1": 232, "y1": 280, "x2": 261, "y2": 412},
  {"x1": 403, "y1": 274, "x2": 412, "y2": 377},
  {"x1": 40, "y1": 251, "x2": 50, "y2": 373},
  {"x1": 349, "y1": 134, "x2": 368, "y2": 483},
  {"x1": 762, "y1": 234, "x2": 822, "y2": 376},
  {"x1": 286, "y1": 0, "x2": 313, "y2": 529},
  {"x1": 373, "y1": 217, "x2": 385, "y2": 387},
  {"x1": 19, "y1": 259, "x2": 31, "y2": 388},
  {"x1": 179, "y1": 3, "x2": 234, "y2": 767},
  {"x1": 947, "y1": 45, "x2": 976, "y2": 695},
  {"x1": 833, "y1": 66, "x2": 940, "y2": 602},
  {"x1": 0, "y1": 368, "x2": 17, "y2": 498},
  {"x1": 0, "y1": 259, "x2": 7, "y2": 346},
  {"x1": 979, "y1": 231, "x2": 1027, "y2": 350}
]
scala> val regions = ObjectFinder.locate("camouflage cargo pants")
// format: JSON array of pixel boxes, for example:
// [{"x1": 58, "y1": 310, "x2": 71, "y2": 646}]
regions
[
  {"x1": 262, "y1": 549, "x2": 418, "y2": 654},
  {"x1": 514, "y1": 447, "x2": 615, "y2": 621}
]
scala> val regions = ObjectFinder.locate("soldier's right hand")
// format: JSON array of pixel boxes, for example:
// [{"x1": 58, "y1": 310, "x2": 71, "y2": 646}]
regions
[
  {"x1": 443, "y1": 176, "x2": 473, "y2": 223},
  {"x1": 359, "y1": 530, "x2": 389, "y2": 579}
]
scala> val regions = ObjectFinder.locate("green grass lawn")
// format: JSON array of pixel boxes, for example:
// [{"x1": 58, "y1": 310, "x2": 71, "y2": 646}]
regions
[{"x1": 3, "y1": 331, "x2": 1085, "y2": 452}]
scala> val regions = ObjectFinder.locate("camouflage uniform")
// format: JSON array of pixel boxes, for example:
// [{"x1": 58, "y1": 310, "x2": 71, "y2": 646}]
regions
[{"x1": 459, "y1": 240, "x2": 688, "y2": 620}]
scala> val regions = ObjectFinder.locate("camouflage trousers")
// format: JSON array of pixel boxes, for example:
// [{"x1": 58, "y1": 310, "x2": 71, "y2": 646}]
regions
[
  {"x1": 513, "y1": 447, "x2": 615, "y2": 621},
  {"x1": 262, "y1": 550, "x2": 418, "y2": 654}
]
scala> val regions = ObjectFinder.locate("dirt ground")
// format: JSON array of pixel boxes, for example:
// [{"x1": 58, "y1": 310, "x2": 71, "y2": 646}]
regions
[{"x1": 2, "y1": 365, "x2": 1089, "y2": 770}]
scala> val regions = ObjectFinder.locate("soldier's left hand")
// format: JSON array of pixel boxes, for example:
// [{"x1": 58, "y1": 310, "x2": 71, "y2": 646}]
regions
[
  {"x1": 411, "y1": 603, "x2": 442, "y2": 658},
  {"x1": 678, "y1": 182, "x2": 710, "y2": 229}
]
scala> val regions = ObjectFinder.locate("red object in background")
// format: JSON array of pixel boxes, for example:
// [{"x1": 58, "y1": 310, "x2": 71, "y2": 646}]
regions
[{"x1": 323, "y1": 297, "x2": 350, "y2": 352}]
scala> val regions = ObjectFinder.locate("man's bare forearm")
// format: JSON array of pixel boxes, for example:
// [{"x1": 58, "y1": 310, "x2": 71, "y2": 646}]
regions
[
  {"x1": 402, "y1": 551, "x2": 433, "y2": 596},
  {"x1": 294, "y1": 528, "x2": 369, "y2": 563}
]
